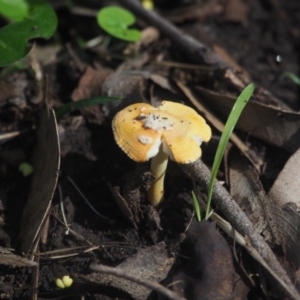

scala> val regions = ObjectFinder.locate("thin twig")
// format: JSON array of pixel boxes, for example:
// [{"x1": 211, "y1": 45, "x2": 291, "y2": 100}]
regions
[
  {"x1": 67, "y1": 176, "x2": 110, "y2": 220},
  {"x1": 58, "y1": 185, "x2": 70, "y2": 235},
  {"x1": 118, "y1": 0, "x2": 226, "y2": 68},
  {"x1": 90, "y1": 263, "x2": 187, "y2": 300}
]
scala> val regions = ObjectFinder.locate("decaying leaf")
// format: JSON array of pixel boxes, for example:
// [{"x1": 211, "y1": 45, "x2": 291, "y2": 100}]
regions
[
  {"x1": 222, "y1": 0, "x2": 250, "y2": 24},
  {"x1": 81, "y1": 242, "x2": 175, "y2": 300},
  {"x1": 71, "y1": 66, "x2": 113, "y2": 125},
  {"x1": 19, "y1": 107, "x2": 60, "y2": 255},
  {"x1": 229, "y1": 151, "x2": 300, "y2": 277},
  {"x1": 229, "y1": 150, "x2": 274, "y2": 241},
  {"x1": 0, "y1": 247, "x2": 37, "y2": 267},
  {"x1": 268, "y1": 147, "x2": 300, "y2": 208},
  {"x1": 196, "y1": 86, "x2": 300, "y2": 152},
  {"x1": 101, "y1": 71, "x2": 147, "y2": 118},
  {"x1": 169, "y1": 220, "x2": 247, "y2": 300}
]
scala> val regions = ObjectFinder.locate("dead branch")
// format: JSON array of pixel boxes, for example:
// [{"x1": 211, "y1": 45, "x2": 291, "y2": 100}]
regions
[
  {"x1": 180, "y1": 159, "x2": 300, "y2": 300},
  {"x1": 118, "y1": 0, "x2": 227, "y2": 68},
  {"x1": 90, "y1": 263, "x2": 187, "y2": 300}
]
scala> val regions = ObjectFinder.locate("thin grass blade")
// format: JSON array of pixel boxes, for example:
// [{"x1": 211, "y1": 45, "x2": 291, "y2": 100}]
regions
[{"x1": 205, "y1": 83, "x2": 255, "y2": 220}]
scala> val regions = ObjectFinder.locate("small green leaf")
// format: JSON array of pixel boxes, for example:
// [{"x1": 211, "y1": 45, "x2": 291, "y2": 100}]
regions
[
  {"x1": 191, "y1": 191, "x2": 201, "y2": 222},
  {"x1": 19, "y1": 162, "x2": 34, "y2": 177},
  {"x1": 205, "y1": 83, "x2": 255, "y2": 220},
  {"x1": 281, "y1": 71, "x2": 300, "y2": 86},
  {"x1": 97, "y1": 6, "x2": 141, "y2": 42},
  {"x1": 0, "y1": 5, "x2": 57, "y2": 66},
  {"x1": 0, "y1": 0, "x2": 29, "y2": 21},
  {"x1": 55, "y1": 96, "x2": 120, "y2": 119}
]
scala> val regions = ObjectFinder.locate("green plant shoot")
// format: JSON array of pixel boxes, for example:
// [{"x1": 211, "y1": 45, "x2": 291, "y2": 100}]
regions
[
  {"x1": 191, "y1": 191, "x2": 201, "y2": 222},
  {"x1": 97, "y1": 6, "x2": 141, "y2": 42},
  {"x1": 281, "y1": 71, "x2": 300, "y2": 86},
  {"x1": 205, "y1": 83, "x2": 255, "y2": 220}
]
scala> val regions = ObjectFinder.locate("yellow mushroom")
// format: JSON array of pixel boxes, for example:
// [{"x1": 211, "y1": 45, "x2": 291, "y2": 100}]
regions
[{"x1": 112, "y1": 101, "x2": 211, "y2": 206}]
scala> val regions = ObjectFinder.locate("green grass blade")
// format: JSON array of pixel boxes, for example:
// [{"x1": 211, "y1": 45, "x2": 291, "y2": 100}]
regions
[
  {"x1": 55, "y1": 96, "x2": 120, "y2": 119},
  {"x1": 281, "y1": 71, "x2": 300, "y2": 86},
  {"x1": 205, "y1": 83, "x2": 255, "y2": 220},
  {"x1": 191, "y1": 190, "x2": 201, "y2": 222}
]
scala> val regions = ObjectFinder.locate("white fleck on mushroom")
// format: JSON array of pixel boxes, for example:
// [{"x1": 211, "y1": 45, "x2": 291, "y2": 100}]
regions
[{"x1": 138, "y1": 135, "x2": 153, "y2": 145}]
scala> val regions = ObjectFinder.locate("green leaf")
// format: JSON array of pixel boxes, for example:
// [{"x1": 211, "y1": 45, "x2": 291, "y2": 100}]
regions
[
  {"x1": 205, "y1": 83, "x2": 255, "y2": 220},
  {"x1": 19, "y1": 162, "x2": 34, "y2": 176},
  {"x1": 55, "y1": 96, "x2": 120, "y2": 119},
  {"x1": 191, "y1": 191, "x2": 201, "y2": 222},
  {"x1": 97, "y1": 6, "x2": 141, "y2": 42},
  {"x1": 0, "y1": 0, "x2": 29, "y2": 21},
  {"x1": 281, "y1": 71, "x2": 300, "y2": 86},
  {"x1": 0, "y1": 5, "x2": 57, "y2": 67}
]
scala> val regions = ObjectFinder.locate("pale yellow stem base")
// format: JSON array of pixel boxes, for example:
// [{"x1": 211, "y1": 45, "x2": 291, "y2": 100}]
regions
[{"x1": 148, "y1": 146, "x2": 168, "y2": 206}]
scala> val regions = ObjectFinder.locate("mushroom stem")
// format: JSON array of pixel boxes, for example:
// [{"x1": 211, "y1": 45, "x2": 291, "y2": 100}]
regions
[{"x1": 148, "y1": 145, "x2": 169, "y2": 206}]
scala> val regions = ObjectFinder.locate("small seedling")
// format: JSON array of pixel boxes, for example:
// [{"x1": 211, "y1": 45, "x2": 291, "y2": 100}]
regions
[
  {"x1": 19, "y1": 162, "x2": 33, "y2": 177},
  {"x1": 281, "y1": 71, "x2": 300, "y2": 86},
  {"x1": 55, "y1": 275, "x2": 73, "y2": 289},
  {"x1": 191, "y1": 191, "x2": 201, "y2": 222},
  {"x1": 97, "y1": 6, "x2": 141, "y2": 42},
  {"x1": 205, "y1": 83, "x2": 255, "y2": 220}
]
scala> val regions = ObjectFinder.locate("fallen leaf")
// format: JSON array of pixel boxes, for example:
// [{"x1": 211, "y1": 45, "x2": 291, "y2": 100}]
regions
[
  {"x1": 18, "y1": 107, "x2": 60, "y2": 255},
  {"x1": 0, "y1": 247, "x2": 37, "y2": 267},
  {"x1": 169, "y1": 220, "x2": 247, "y2": 300},
  {"x1": 81, "y1": 242, "x2": 175, "y2": 300},
  {"x1": 196, "y1": 86, "x2": 300, "y2": 152},
  {"x1": 229, "y1": 150, "x2": 300, "y2": 278},
  {"x1": 222, "y1": 0, "x2": 250, "y2": 24},
  {"x1": 71, "y1": 66, "x2": 113, "y2": 124},
  {"x1": 268, "y1": 147, "x2": 300, "y2": 208}
]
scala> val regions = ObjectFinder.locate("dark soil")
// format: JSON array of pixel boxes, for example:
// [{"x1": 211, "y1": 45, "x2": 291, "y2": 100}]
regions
[{"x1": 0, "y1": 0, "x2": 299, "y2": 299}]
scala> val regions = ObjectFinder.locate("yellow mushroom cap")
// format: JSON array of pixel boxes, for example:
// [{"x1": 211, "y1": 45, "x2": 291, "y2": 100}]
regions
[{"x1": 112, "y1": 101, "x2": 211, "y2": 164}]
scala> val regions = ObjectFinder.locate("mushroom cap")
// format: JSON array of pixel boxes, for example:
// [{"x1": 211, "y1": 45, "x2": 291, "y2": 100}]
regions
[{"x1": 112, "y1": 101, "x2": 211, "y2": 164}]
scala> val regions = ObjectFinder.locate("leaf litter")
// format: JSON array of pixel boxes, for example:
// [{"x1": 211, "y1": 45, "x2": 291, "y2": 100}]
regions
[{"x1": 0, "y1": 1, "x2": 300, "y2": 299}]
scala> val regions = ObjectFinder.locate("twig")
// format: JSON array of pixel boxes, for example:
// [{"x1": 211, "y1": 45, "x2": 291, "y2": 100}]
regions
[
  {"x1": 58, "y1": 185, "x2": 71, "y2": 235},
  {"x1": 118, "y1": 0, "x2": 226, "y2": 68},
  {"x1": 90, "y1": 263, "x2": 187, "y2": 300},
  {"x1": 180, "y1": 159, "x2": 300, "y2": 300},
  {"x1": 67, "y1": 175, "x2": 111, "y2": 220}
]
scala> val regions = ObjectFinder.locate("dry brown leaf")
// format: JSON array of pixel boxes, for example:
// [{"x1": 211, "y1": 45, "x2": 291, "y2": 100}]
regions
[
  {"x1": 175, "y1": 80, "x2": 262, "y2": 170},
  {"x1": 169, "y1": 220, "x2": 247, "y2": 300},
  {"x1": 81, "y1": 242, "x2": 175, "y2": 300},
  {"x1": 19, "y1": 107, "x2": 60, "y2": 255},
  {"x1": 71, "y1": 65, "x2": 113, "y2": 124},
  {"x1": 196, "y1": 86, "x2": 300, "y2": 152},
  {"x1": 268, "y1": 148, "x2": 300, "y2": 208},
  {"x1": 101, "y1": 71, "x2": 147, "y2": 118},
  {"x1": 229, "y1": 150, "x2": 274, "y2": 242},
  {"x1": 124, "y1": 27, "x2": 160, "y2": 55},
  {"x1": 229, "y1": 151, "x2": 300, "y2": 277},
  {"x1": 0, "y1": 247, "x2": 37, "y2": 267},
  {"x1": 222, "y1": 0, "x2": 250, "y2": 24}
]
